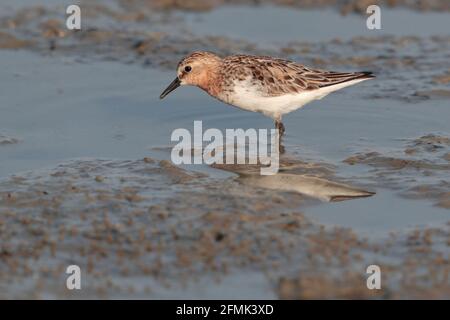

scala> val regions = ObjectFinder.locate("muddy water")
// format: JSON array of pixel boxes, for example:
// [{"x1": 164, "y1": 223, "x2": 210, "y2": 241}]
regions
[
  {"x1": 1, "y1": 2, "x2": 449, "y2": 298},
  {"x1": 0, "y1": 51, "x2": 172, "y2": 177},
  {"x1": 184, "y1": 6, "x2": 450, "y2": 44}
]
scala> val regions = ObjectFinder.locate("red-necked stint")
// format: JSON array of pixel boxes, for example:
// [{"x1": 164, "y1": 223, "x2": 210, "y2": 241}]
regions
[{"x1": 160, "y1": 51, "x2": 374, "y2": 144}]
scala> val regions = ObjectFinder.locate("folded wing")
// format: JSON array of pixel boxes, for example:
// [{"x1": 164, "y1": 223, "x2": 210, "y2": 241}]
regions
[{"x1": 224, "y1": 55, "x2": 374, "y2": 97}]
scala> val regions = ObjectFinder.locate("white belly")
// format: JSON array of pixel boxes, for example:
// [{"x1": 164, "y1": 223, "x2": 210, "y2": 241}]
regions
[{"x1": 224, "y1": 78, "x2": 369, "y2": 120}]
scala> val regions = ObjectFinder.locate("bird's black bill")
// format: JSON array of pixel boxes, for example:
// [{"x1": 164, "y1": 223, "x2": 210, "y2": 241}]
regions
[{"x1": 160, "y1": 78, "x2": 181, "y2": 99}]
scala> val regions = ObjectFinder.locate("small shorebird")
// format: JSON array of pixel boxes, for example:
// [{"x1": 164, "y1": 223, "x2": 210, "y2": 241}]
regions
[{"x1": 160, "y1": 51, "x2": 374, "y2": 144}]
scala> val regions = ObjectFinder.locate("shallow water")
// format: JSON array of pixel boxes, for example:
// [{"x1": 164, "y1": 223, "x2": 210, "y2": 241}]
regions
[
  {"x1": 306, "y1": 190, "x2": 449, "y2": 237},
  {"x1": 2, "y1": 50, "x2": 448, "y2": 235},
  {"x1": 183, "y1": 6, "x2": 450, "y2": 44},
  {"x1": 0, "y1": 51, "x2": 169, "y2": 176}
]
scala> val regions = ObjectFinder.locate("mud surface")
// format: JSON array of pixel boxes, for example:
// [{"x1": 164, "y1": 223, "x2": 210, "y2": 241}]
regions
[
  {"x1": 115, "y1": 0, "x2": 450, "y2": 14},
  {"x1": 0, "y1": 1, "x2": 449, "y2": 299},
  {"x1": 0, "y1": 158, "x2": 448, "y2": 299}
]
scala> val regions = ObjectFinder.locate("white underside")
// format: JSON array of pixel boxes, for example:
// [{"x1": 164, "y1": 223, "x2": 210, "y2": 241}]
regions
[{"x1": 225, "y1": 78, "x2": 370, "y2": 120}]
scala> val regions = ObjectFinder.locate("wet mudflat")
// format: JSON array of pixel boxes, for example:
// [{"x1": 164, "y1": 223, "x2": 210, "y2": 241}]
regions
[{"x1": 0, "y1": 1, "x2": 449, "y2": 298}]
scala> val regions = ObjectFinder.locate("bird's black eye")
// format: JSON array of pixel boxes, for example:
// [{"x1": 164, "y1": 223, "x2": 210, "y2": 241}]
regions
[{"x1": 184, "y1": 66, "x2": 192, "y2": 72}]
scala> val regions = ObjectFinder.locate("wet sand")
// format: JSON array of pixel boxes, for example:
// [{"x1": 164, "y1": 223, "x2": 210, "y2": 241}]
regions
[{"x1": 0, "y1": 1, "x2": 449, "y2": 298}]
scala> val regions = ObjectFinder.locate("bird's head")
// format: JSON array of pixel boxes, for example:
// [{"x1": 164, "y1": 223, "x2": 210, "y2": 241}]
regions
[{"x1": 160, "y1": 51, "x2": 222, "y2": 99}]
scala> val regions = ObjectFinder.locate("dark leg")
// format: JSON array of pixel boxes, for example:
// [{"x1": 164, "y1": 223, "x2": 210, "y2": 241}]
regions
[
  {"x1": 275, "y1": 120, "x2": 285, "y2": 136},
  {"x1": 279, "y1": 122, "x2": 285, "y2": 136},
  {"x1": 274, "y1": 120, "x2": 285, "y2": 154},
  {"x1": 275, "y1": 120, "x2": 286, "y2": 136}
]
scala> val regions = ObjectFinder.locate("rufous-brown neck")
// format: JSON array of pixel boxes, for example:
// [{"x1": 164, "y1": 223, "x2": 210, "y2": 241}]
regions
[{"x1": 196, "y1": 61, "x2": 222, "y2": 97}]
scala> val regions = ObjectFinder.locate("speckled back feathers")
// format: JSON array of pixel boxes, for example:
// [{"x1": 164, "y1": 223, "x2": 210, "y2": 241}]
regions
[{"x1": 218, "y1": 54, "x2": 373, "y2": 97}]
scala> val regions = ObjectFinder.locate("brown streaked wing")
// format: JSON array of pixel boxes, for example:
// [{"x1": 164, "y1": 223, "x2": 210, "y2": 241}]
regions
[{"x1": 223, "y1": 55, "x2": 373, "y2": 97}]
